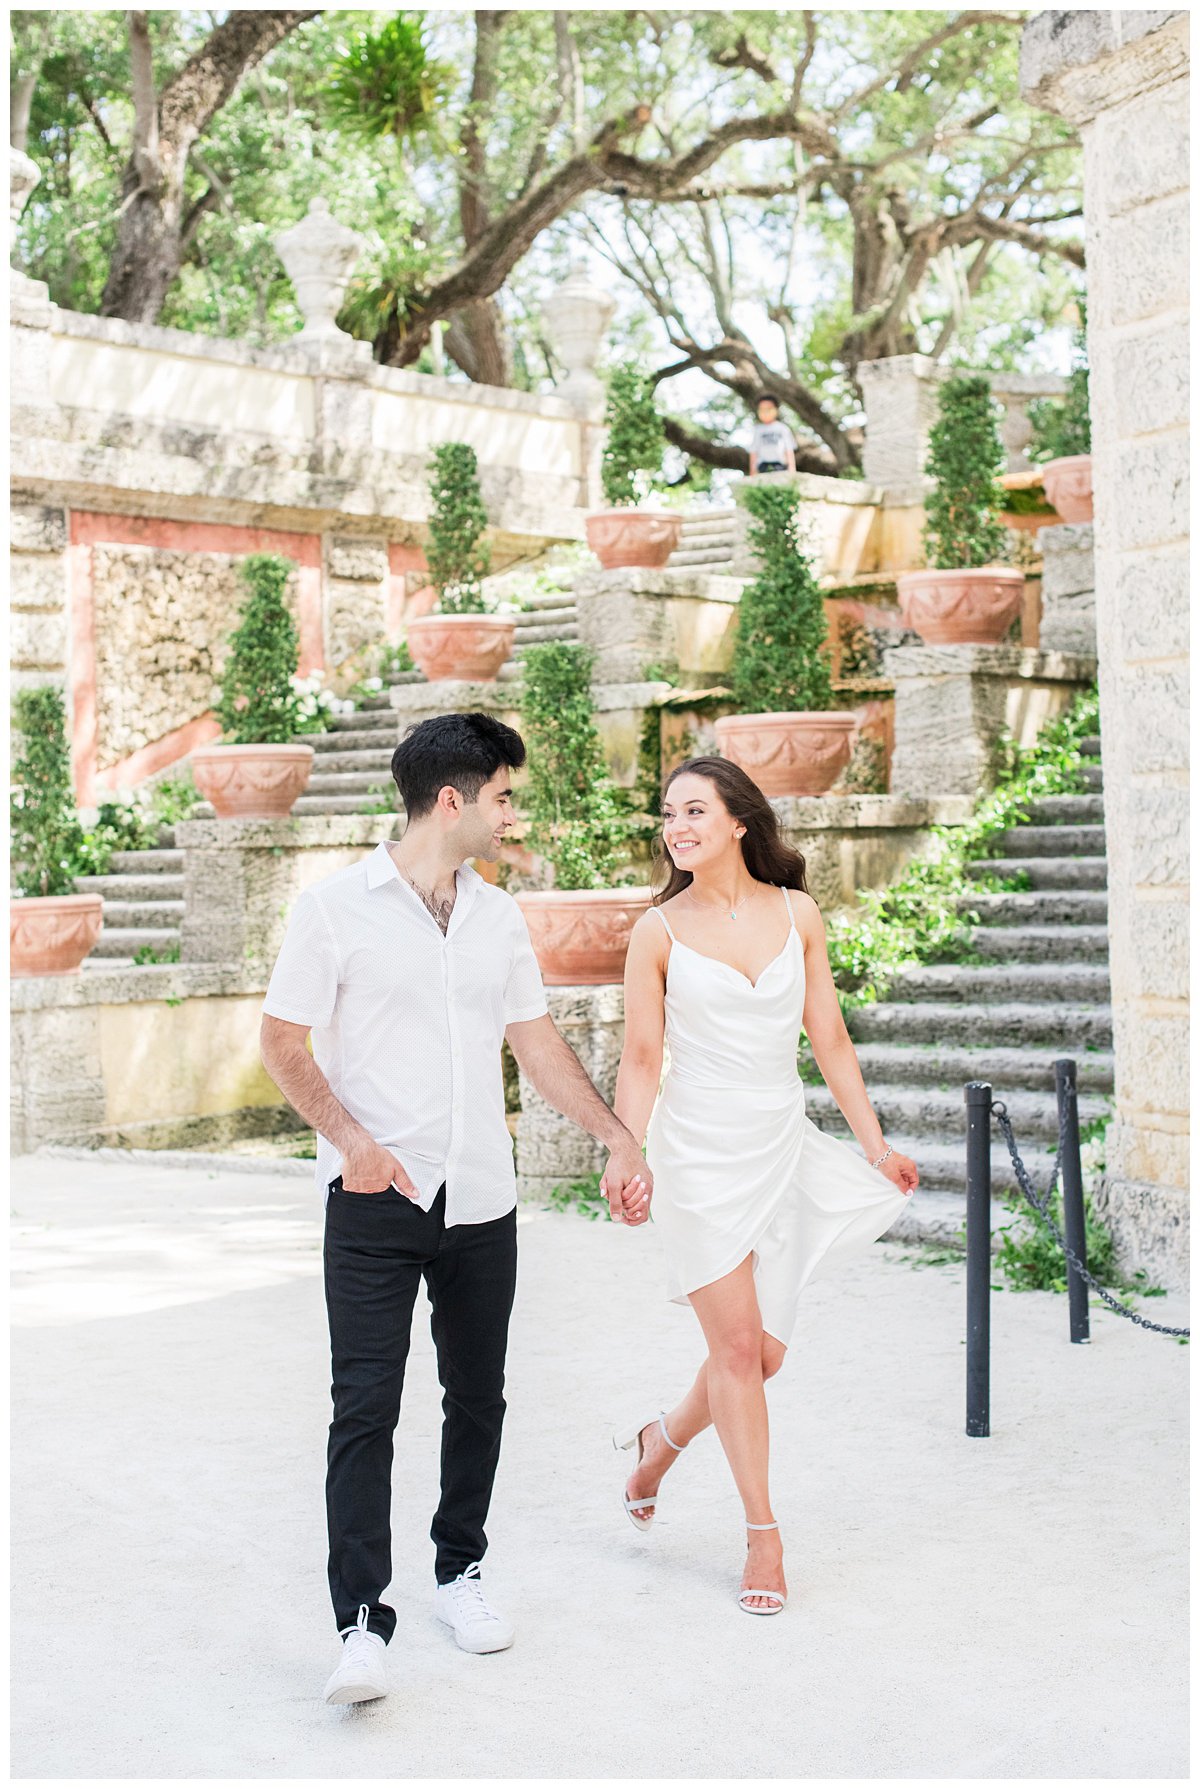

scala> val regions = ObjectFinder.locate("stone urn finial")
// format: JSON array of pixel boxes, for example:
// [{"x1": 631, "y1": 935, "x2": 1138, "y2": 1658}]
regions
[
  {"x1": 543, "y1": 259, "x2": 616, "y2": 412},
  {"x1": 10, "y1": 146, "x2": 41, "y2": 262},
  {"x1": 274, "y1": 197, "x2": 366, "y2": 340}
]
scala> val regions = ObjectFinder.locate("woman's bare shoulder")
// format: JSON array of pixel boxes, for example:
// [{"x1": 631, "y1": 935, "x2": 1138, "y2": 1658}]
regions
[{"x1": 787, "y1": 887, "x2": 824, "y2": 931}]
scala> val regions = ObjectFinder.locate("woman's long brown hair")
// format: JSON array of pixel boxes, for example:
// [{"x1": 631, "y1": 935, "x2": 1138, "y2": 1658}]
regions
[{"x1": 651, "y1": 755, "x2": 809, "y2": 905}]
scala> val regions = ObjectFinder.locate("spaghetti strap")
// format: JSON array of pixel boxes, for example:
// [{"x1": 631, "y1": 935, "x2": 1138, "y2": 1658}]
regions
[
  {"x1": 781, "y1": 885, "x2": 798, "y2": 933},
  {"x1": 654, "y1": 904, "x2": 677, "y2": 943}
]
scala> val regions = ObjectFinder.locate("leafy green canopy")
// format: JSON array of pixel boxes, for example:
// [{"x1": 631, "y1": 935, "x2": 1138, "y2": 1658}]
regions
[
  {"x1": 601, "y1": 364, "x2": 665, "y2": 507},
  {"x1": 426, "y1": 442, "x2": 491, "y2": 613},
  {"x1": 1028, "y1": 310, "x2": 1091, "y2": 462},
  {"x1": 323, "y1": 15, "x2": 453, "y2": 145},
  {"x1": 729, "y1": 485, "x2": 835, "y2": 715},
  {"x1": 10, "y1": 685, "x2": 85, "y2": 898},
  {"x1": 923, "y1": 376, "x2": 1008, "y2": 570},
  {"x1": 519, "y1": 641, "x2": 628, "y2": 890},
  {"x1": 216, "y1": 554, "x2": 304, "y2": 745}
]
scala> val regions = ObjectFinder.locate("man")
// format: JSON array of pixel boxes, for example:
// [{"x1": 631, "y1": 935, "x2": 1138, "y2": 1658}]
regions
[
  {"x1": 748, "y1": 391, "x2": 797, "y2": 477},
  {"x1": 260, "y1": 711, "x2": 651, "y2": 1706}
]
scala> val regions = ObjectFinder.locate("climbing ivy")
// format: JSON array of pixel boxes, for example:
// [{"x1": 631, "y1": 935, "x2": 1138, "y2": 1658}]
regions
[
  {"x1": 825, "y1": 687, "x2": 1100, "y2": 1006},
  {"x1": 10, "y1": 685, "x2": 85, "y2": 897},
  {"x1": 518, "y1": 640, "x2": 629, "y2": 890},
  {"x1": 730, "y1": 484, "x2": 835, "y2": 714},
  {"x1": 923, "y1": 375, "x2": 1008, "y2": 570},
  {"x1": 216, "y1": 553, "x2": 306, "y2": 744},
  {"x1": 600, "y1": 363, "x2": 664, "y2": 508},
  {"x1": 426, "y1": 441, "x2": 491, "y2": 612}
]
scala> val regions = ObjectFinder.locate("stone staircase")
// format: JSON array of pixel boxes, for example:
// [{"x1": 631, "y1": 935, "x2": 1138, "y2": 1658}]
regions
[
  {"x1": 76, "y1": 844, "x2": 185, "y2": 968},
  {"x1": 806, "y1": 736, "x2": 1111, "y2": 1241},
  {"x1": 667, "y1": 507, "x2": 738, "y2": 570}
]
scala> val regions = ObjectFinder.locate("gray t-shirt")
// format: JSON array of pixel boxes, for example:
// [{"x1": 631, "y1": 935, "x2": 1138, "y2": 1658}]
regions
[{"x1": 751, "y1": 420, "x2": 794, "y2": 466}]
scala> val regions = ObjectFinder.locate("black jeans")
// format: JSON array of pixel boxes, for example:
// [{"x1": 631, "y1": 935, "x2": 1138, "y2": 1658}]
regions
[{"x1": 322, "y1": 1179, "x2": 518, "y2": 1641}]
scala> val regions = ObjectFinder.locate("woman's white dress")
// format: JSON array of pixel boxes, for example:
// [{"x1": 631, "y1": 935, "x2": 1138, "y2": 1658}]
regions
[{"x1": 645, "y1": 886, "x2": 911, "y2": 1346}]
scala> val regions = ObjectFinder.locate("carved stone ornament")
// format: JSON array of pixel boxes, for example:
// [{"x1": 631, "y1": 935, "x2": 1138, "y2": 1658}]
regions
[
  {"x1": 274, "y1": 197, "x2": 367, "y2": 339},
  {"x1": 543, "y1": 260, "x2": 616, "y2": 407}
]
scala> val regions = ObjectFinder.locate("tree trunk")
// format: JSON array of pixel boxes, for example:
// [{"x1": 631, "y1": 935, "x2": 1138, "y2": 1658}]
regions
[
  {"x1": 100, "y1": 9, "x2": 318, "y2": 323},
  {"x1": 444, "y1": 299, "x2": 513, "y2": 386}
]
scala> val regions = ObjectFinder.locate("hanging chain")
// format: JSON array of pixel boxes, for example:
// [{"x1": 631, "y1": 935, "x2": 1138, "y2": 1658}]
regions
[{"x1": 990, "y1": 1099, "x2": 1190, "y2": 1339}]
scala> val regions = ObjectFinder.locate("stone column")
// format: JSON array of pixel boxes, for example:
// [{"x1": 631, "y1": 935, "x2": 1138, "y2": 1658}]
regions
[
  {"x1": 324, "y1": 533, "x2": 391, "y2": 682},
  {"x1": 573, "y1": 566, "x2": 742, "y2": 686},
  {"x1": 1039, "y1": 522, "x2": 1096, "y2": 654},
  {"x1": 1022, "y1": 10, "x2": 1190, "y2": 1286},
  {"x1": 542, "y1": 261, "x2": 615, "y2": 510},
  {"x1": 857, "y1": 354, "x2": 941, "y2": 494},
  {"x1": 515, "y1": 984, "x2": 624, "y2": 1200},
  {"x1": 177, "y1": 816, "x2": 399, "y2": 977},
  {"x1": 885, "y1": 643, "x2": 1098, "y2": 799}
]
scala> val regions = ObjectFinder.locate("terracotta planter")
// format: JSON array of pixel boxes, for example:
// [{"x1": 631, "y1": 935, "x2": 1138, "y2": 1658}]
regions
[
  {"x1": 406, "y1": 613, "x2": 516, "y2": 682},
  {"x1": 999, "y1": 469, "x2": 1062, "y2": 534},
  {"x1": 896, "y1": 566, "x2": 1025, "y2": 646},
  {"x1": 1040, "y1": 454, "x2": 1094, "y2": 524},
  {"x1": 11, "y1": 893, "x2": 104, "y2": 977},
  {"x1": 585, "y1": 509, "x2": 683, "y2": 570},
  {"x1": 714, "y1": 711, "x2": 858, "y2": 798},
  {"x1": 515, "y1": 886, "x2": 653, "y2": 985},
  {"x1": 191, "y1": 742, "x2": 315, "y2": 819}
]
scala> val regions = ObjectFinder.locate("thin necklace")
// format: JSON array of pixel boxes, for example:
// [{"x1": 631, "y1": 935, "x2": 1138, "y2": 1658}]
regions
[{"x1": 684, "y1": 883, "x2": 759, "y2": 922}]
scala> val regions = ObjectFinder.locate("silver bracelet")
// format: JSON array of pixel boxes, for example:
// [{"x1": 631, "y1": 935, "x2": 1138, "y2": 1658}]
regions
[{"x1": 870, "y1": 1144, "x2": 894, "y2": 1171}]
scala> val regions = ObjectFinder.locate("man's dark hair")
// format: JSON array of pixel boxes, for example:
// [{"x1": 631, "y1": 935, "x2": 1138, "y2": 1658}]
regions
[
  {"x1": 755, "y1": 391, "x2": 781, "y2": 409},
  {"x1": 391, "y1": 711, "x2": 526, "y2": 819}
]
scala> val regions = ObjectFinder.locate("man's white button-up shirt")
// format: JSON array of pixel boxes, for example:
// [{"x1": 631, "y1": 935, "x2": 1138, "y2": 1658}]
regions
[{"x1": 262, "y1": 841, "x2": 548, "y2": 1223}]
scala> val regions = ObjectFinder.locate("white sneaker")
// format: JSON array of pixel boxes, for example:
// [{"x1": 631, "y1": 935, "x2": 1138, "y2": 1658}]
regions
[
  {"x1": 434, "y1": 1562, "x2": 515, "y2": 1654},
  {"x1": 323, "y1": 1604, "x2": 388, "y2": 1704}
]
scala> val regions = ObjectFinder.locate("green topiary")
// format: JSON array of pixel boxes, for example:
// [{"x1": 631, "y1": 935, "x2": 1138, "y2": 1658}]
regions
[
  {"x1": 216, "y1": 553, "x2": 304, "y2": 744},
  {"x1": 1028, "y1": 312, "x2": 1091, "y2": 462},
  {"x1": 519, "y1": 641, "x2": 629, "y2": 890},
  {"x1": 729, "y1": 484, "x2": 835, "y2": 713},
  {"x1": 601, "y1": 364, "x2": 664, "y2": 508},
  {"x1": 426, "y1": 442, "x2": 491, "y2": 613},
  {"x1": 923, "y1": 375, "x2": 1008, "y2": 570},
  {"x1": 10, "y1": 685, "x2": 85, "y2": 897}
]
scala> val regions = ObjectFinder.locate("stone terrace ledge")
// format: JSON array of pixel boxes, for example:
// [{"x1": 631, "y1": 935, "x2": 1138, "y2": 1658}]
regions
[
  {"x1": 770, "y1": 794, "x2": 973, "y2": 911},
  {"x1": 573, "y1": 565, "x2": 744, "y2": 687}
]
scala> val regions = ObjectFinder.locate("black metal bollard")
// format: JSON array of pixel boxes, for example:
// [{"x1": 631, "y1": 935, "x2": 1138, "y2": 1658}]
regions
[
  {"x1": 965, "y1": 1080, "x2": 992, "y2": 1437},
  {"x1": 1054, "y1": 1058, "x2": 1091, "y2": 1344}
]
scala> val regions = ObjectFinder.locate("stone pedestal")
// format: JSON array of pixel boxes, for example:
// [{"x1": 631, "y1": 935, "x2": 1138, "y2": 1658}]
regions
[
  {"x1": 389, "y1": 678, "x2": 522, "y2": 738},
  {"x1": 10, "y1": 498, "x2": 68, "y2": 696},
  {"x1": 884, "y1": 644, "x2": 1098, "y2": 799},
  {"x1": 1039, "y1": 522, "x2": 1096, "y2": 653},
  {"x1": 515, "y1": 983, "x2": 625, "y2": 1200},
  {"x1": 771, "y1": 794, "x2": 973, "y2": 911},
  {"x1": 730, "y1": 471, "x2": 886, "y2": 582},
  {"x1": 177, "y1": 815, "x2": 399, "y2": 976},
  {"x1": 325, "y1": 532, "x2": 391, "y2": 681},
  {"x1": 592, "y1": 680, "x2": 673, "y2": 787},
  {"x1": 573, "y1": 566, "x2": 742, "y2": 686},
  {"x1": 1022, "y1": 7, "x2": 1190, "y2": 1287}
]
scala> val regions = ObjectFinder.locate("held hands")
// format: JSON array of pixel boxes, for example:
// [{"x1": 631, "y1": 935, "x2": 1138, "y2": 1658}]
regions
[
  {"x1": 600, "y1": 1146, "x2": 653, "y2": 1226},
  {"x1": 341, "y1": 1136, "x2": 419, "y2": 1198}
]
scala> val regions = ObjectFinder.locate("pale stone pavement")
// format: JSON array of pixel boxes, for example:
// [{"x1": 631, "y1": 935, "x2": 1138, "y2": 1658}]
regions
[{"x1": 10, "y1": 1155, "x2": 1189, "y2": 1779}]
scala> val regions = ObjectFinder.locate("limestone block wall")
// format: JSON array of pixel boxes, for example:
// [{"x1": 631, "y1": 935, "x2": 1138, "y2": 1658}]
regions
[
  {"x1": 1039, "y1": 523, "x2": 1096, "y2": 654},
  {"x1": 10, "y1": 498, "x2": 67, "y2": 698},
  {"x1": 1022, "y1": 9, "x2": 1190, "y2": 1284}
]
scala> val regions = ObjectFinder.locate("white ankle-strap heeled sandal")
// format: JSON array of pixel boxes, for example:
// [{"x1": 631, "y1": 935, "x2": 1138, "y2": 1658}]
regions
[{"x1": 613, "y1": 1411, "x2": 686, "y2": 1528}]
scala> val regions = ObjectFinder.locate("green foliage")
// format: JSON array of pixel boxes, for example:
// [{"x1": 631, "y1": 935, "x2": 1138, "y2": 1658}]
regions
[
  {"x1": 323, "y1": 15, "x2": 453, "y2": 144},
  {"x1": 346, "y1": 638, "x2": 418, "y2": 708},
  {"x1": 72, "y1": 773, "x2": 200, "y2": 877},
  {"x1": 10, "y1": 686, "x2": 84, "y2": 897},
  {"x1": 519, "y1": 641, "x2": 629, "y2": 890},
  {"x1": 825, "y1": 687, "x2": 1100, "y2": 1006},
  {"x1": 923, "y1": 376, "x2": 1008, "y2": 570},
  {"x1": 216, "y1": 555, "x2": 303, "y2": 745},
  {"x1": 601, "y1": 364, "x2": 665, "y2": 507},
  {"x1": 547, "y1": 1173, "x2": 610, "y2": 1221},
  {"x1": 1028, "y1": 315, "x2": 1092, "y2": 461},
  {"x1": 730, "y1": 485, "x2": 835, "y2": 714},
  {"x1": 132, "y1": 940, "x2": 182, "y2": 966},
  {"x1": 426, "y1": 443, "x2": 491, "y2": 613}
]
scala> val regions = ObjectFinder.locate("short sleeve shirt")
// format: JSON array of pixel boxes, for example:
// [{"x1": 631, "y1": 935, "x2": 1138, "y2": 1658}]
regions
[
  {"x1": 751, "y1": 420, "x2": 794, "y2": 465},
  {"x1": 262, "y1": 842, "x2": 548, "y2": 1222}
]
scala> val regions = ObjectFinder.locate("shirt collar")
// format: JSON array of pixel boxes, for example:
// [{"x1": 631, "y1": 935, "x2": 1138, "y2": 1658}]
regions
[{"x1": 365, "y1": 841, "x2": 484, "y2": 904}]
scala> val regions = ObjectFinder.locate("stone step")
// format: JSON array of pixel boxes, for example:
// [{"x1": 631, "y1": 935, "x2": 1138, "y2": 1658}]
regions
[
  {"x1": 805, "y1": 1082, "x2": 1111, "y2": 1147},
  {"x1": 513, "y1": 605, "x2": 577, "y2": 628},
  {"x1": 496, "y1": 662, "x2": 525, "y2": 683},
  {"x1": 304, "y1": 748, "x2": 395, "y2": 776},
  {"x1": 966, "y1": 856, "x2": 1108, "y2": 890},
  {"x1": 990, "y1": 823, "x2": 1107, "y2": 858},
  {"x1": 806, "y1": 1128, "x2": 1058, "y2": 1197},
  {"x1": 513, "y1": 623, "x2": 581, "y2": 647},
  {"x1": 292, "y1": 793, "x2": 399, "y2": 817},
  {"x1": 971, "y1": 924, "x2": 1111, "y2": 963},
  {"x1": 73, "y1": 872, "x2": 185, "y2": 901},
  {"x1": 108, "y1": 849, "x2": 184, "y2": 874},
  {"x1": 1080, "y1": 735, "x2": 1101, "y2": 757},
  {"x1": 94, "y1": 899, "x2": 186, "y2": 930},
  {"x1": 848, "y1": 1000, "x2": 1113, "y2": 1049},
  {"x1": 92, "y1": 927, "x2": 181, "y2": 958},
  {"x1": 887, "y1": 961, "x2": 1111, "y2": 1006},
  {"x1": 667, "y1": 545, "x2": 736, "y2": 566},
  {"x1": 326, "y1": 709, "x2": 401, "y2": 733},
  {"x1": 306, "y1": 770, "x2": 396, "y2": 797},
  {"x1": 847, "y1": 1043, "x2": 1116, "y2": 1095},
  {"x1": 962, "y1": 889, "x2": 1109, "y2": 927},
  {"x1": 679, "y1": 510, "x2": 737, "y2": 534},
  {"x1": 312, "y1": 728, "x2": 398, "y2": 754},
  {"x1": 522, "y1": 588, "x2": 579, "y2": 611},
  {"x1": 1082, "y1": 764, "x2": 1103, "y2": 789},
  {"x1": 1024, "y1": 793, "x2": 1106, "y2": 826}
]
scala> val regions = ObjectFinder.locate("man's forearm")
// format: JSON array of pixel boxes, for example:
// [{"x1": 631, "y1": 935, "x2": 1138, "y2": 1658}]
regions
[
  {"x1": 517, "y1": 1031, "x2": 634, "y2": 1152},
  {"x1": 262, "y1": 1043, "x2": 371, "y2": 1156}
]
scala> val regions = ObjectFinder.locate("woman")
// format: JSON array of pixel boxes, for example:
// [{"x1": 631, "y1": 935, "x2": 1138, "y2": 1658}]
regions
[{"x1": 608, "y1": 757, "x2": 918, "y2": 1616}]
